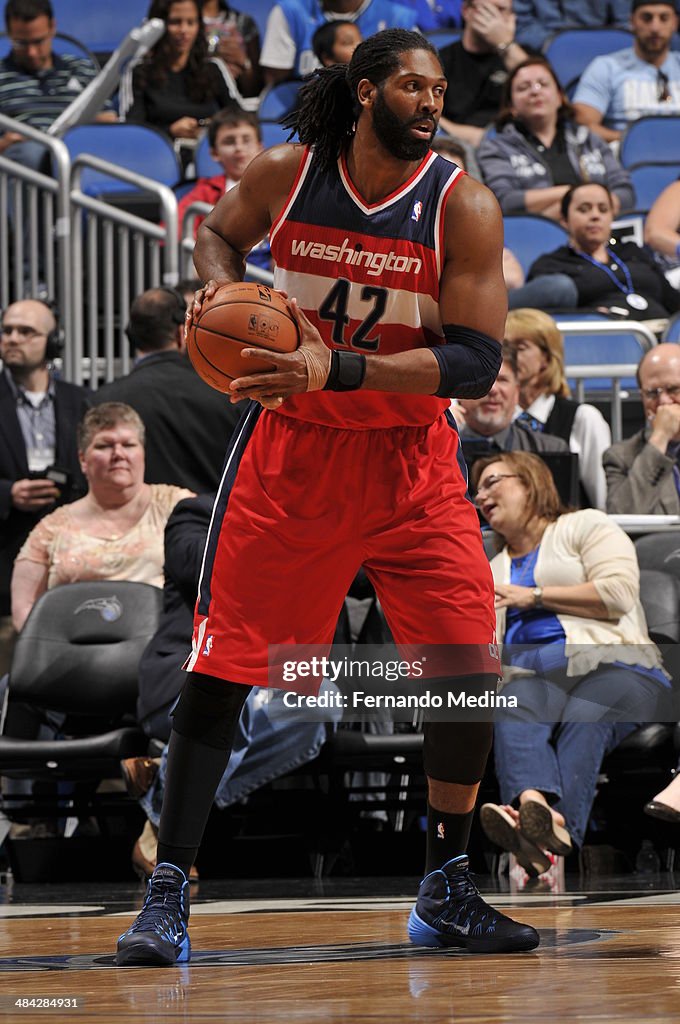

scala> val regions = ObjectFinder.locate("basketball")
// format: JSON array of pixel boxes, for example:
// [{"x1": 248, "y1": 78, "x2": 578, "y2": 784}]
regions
[{"x1": 186, "y1": 282, "x2": 300, "y2": 393}]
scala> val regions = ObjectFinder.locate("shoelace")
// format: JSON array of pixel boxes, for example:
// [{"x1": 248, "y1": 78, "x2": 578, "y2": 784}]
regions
[
  {"x1": 132, "y1": 878, "x2": 185, "y2": 934},
  {"x1": 446, "y1": 871, "x2": 496, "y2": 934}
]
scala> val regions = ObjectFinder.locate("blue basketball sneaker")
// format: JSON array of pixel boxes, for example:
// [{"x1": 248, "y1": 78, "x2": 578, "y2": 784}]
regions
[
  {"x1": 408, "y1": 854, "x2": 540, "y2": 953},
  {"x1": 116, "y1": 863, "x2": 191, "y2": 966}
]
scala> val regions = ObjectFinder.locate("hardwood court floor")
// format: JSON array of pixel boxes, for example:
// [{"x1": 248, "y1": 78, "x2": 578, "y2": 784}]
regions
[{"x1": 0, "y1": 874, "x2": 678, "y2": 1023}]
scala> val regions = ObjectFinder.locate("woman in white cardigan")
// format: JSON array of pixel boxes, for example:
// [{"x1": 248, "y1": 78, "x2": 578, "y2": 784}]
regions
[{"x1": 471, "y1": 451, "x2": 668, "y2": 876}]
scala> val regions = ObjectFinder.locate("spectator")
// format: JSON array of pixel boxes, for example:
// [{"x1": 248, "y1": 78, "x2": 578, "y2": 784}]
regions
[
  {"x1": 120, "y1": 0, "x2": 237, "y2": 168},
  {"x1": 127, "y1": 493, "x2": 341, "y2": 879},
  {"x1": 644, "y1": 177, "x2": 680, "y2": 289},
  {"x1": 573, "y1": 0, "x2": 680, "y2": 144},
  {"x1": 453, "y1": 346, "x2": 570, "y2": 457},
  {"x1": 504, "y1": 308, "x2": 611, "y2": 508},
  {"x1": 435, "y1": 135, "x2": 584, "y2": 310},
  {"x1": 311, "y1": 19, "x2": 362, "y2": 67},
  {"x1": 260, "y1": 0, "x2": 416, "y2": 85},
  {"x1": 514, "y1": 0, "x2": 630, "y2": 52},
  {"x1": 10, "y1": 403, "x2": 193, "y2": 632},
  {"x1": 472, "y1": 452, "x2": 669, "y2": 872},
  {"x1": 177, "y1": 106, "x2": 264, "y2": 245},
  {"x1": 0, "y1": 299, "x2": 88, "y2": 674},
  {"x1": 404, "y1": 0, "x2": 462, "y2": 30},
  {"x1": 477, "y1": 58, "x2": 634, "y2": 219},
  {"x1": 0, "y1": 0, "x2": 115, "y2": 171},
  {"x1": 438, "y1": 0, "x2": 530, "y2": 148},
  {"x1": 604, "y1": 343, "x2": 680, "y2": 513},
  {"x1": 201, "y1": 0, "x2": 262, "y2": 97},
  {"x1": 92, "y1": 288, "x2": 243, "y2": 493},
  {"x1": 527, "y1": 183, "x2": 680, "y2": 318}
]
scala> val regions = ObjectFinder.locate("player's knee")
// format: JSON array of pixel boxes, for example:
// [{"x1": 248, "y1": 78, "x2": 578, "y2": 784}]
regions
[
  {"x1": 423, "y1": 721, "x2": 493, "y2": 784},
  {"x1": 172, "y1": 672, "x2": 252, "y2": 749}
]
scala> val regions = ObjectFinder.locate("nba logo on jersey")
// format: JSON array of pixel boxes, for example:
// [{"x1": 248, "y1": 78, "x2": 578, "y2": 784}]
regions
[
  {"x1": 202, "y1": 635, "x2": 214, "y2": 656},
  {"x1": 411, "y1": 200, "x2": 423, "y2": 223}
]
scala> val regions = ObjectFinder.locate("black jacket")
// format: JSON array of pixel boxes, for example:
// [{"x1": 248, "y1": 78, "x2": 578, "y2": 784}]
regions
[
  {"x1": 0, "y1": 371, "x2": 89, "y2": 615},
  {"x1": 93, "y1": 350, "x2": 243, "y2": 492}
]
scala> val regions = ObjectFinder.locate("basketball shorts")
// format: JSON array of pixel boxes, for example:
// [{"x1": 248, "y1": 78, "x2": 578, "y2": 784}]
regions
[{"x1": 186, "y1": 404, "x2": 499, "y2": 687}]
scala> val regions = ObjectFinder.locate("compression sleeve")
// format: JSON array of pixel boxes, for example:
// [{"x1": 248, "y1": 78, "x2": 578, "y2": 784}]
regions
[{"x1": 431, "y1": 323, "x2": 502, "y2": 399}]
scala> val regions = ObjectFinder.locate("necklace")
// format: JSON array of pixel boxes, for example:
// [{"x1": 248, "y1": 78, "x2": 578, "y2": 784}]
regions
[{"x1": 574, "y1": 246, "x2": 648, "y2": 310}]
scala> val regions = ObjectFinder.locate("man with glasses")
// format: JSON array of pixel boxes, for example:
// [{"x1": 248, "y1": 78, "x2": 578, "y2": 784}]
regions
[
  {"x1": 0, "y1": 0, "x2": 115, "y2": 171},
  {"x1": 604, "y1": 343, "x2": 680, "y2": 513},
  {"x1": 573, "y1": 0, "x2": 680, "y2": 144},
  {"x1": 0, "y1": 298, "x2": 88, "y2": 671}
]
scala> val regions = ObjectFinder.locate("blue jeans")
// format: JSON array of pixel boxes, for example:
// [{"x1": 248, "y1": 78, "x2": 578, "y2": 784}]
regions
[
  {"x1": 493, "y1": 666, "x2": 666, "y2": 847},
  {"x1": 508, "y1": 273, "x2": 578, "y2": 311}
]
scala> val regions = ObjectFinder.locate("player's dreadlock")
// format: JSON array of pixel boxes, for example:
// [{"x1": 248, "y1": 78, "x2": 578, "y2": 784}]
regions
[{"x1": 283, "y1": 29, "x2": 439, "y2": 170}]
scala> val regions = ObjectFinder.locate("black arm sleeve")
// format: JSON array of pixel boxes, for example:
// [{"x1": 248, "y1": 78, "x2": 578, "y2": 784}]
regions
[{"x1": 431, "y1": 323, "x2": 502, "y2": 399}]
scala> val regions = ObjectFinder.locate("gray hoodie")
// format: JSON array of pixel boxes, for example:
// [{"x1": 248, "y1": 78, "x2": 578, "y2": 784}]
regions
[{"x1": 477, "y1": 120, "x2": 635, "y2": 214}]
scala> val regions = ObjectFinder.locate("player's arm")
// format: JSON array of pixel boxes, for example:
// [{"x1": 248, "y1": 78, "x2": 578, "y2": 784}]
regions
[
  {"x1": 230, "y1": 176, "x2": 505, "y2": 402},
  {"x1": 192, "y1": 145, "x2": 303, "y2": 308}
]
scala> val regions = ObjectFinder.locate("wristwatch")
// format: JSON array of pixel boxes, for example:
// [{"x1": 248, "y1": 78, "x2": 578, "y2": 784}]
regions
[
  {"x1": 532, "y1": 586, "x2": 543, "y2": 608},
  {"x1": 496, "y1": 39, "x2": 514, "y2": 54}
]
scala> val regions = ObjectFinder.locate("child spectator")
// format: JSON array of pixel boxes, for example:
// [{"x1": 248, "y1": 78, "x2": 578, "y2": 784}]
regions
[
  {"x1": 177, "y1": 107, "x2": 270, "y2": 271},
  {"x1": 311, "y1": 19, "x2": 362, "y2": 67}
]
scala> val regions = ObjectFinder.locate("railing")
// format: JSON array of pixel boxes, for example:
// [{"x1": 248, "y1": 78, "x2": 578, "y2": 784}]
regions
[
  {"x1": 566, "y1": 363, "x2": 638, "y2": 442},
  {"x1": 0, "y1": 114, "x2": 73, "y2": 375},
  {"x1": 69, "y1": 154, "x2": 179, "y2": 386},
  {"x1": 180, "y1": 201, "x2": 274, "y2": 286}
]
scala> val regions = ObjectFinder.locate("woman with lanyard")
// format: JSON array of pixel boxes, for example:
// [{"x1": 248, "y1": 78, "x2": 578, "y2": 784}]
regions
[{"x1": 527, "y1": 183, "x2": 680, "y2": 320}]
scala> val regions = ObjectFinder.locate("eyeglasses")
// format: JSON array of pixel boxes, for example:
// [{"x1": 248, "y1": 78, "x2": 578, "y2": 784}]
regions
[
  {"x1": 642, "y1": 384, "x2": 680, "y2": 402},
  {"x1": 1, "y1": 324, "x2": 45, "y2": 340},
  {"x1": 657, "y1": 69, "x2": 671, "y2": 103},
  {"x1": 474, "y1": 473, "x2": 518, "y2": 501},
  {"x1": 10, "y1": 34, "x2": 51, "y2": 49}
]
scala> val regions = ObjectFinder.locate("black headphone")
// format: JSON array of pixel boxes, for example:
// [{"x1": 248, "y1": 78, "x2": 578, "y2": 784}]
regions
[
  {"x1": 125, "y1": 286, "x2": 187, "y2": 352},
  {"x1": 0, "y1": 298, "x2": 64, "y2": 361}
]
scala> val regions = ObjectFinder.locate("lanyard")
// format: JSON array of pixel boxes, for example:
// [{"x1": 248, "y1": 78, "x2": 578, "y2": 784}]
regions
[{"x1": 575, "y1": 247, "x2": 634, "y2": 295}]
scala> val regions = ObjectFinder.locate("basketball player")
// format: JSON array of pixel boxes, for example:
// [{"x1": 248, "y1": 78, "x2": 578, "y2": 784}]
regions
[{"x1": 116, "y1": 29, "x2": 540, "y2": 965}]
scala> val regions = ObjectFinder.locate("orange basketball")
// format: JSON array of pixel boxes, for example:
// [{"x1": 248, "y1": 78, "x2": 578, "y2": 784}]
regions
[{"x1": 186, "y1": 282, "x2": 300, "y2": 393}]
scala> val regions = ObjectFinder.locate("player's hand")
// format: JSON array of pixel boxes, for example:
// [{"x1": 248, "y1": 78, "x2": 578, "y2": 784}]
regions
[
  {"x1": 494, "y1": 583, "x2": 537, "y2": 610},
  {"x1": 11, "y1": 478, "x2": 59, "y2": 511},
  {"x1": 228, "y1": 298, "x2": 332, "y2": 407}
]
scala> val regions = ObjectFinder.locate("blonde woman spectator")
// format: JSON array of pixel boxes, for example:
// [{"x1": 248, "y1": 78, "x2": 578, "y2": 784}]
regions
[{"x1": 504, "y1": 308, "x2": 611, "y2": 508}]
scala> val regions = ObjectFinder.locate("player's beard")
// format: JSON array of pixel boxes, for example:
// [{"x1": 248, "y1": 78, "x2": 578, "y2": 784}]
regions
[{"x1": 372, "y1": 88, "x2": 436, "y2": 162}]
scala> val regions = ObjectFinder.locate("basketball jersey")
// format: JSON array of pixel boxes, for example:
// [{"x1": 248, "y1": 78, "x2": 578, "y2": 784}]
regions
[{"x1": 270, "y1": 147, "x2": 465, "y2": 429}]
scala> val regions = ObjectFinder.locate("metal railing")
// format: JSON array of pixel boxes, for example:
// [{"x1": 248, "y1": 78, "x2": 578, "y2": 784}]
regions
[
  {"x1": 566, "y1": 363, "x2": 638, "y2": 442},
  {"x1": 180, "y1": 201, "x2": 274, "y2": 286},
  {"x1": 69, "y1": 154, "x2": 179, "y2": 386},
  {"x1": 0, "y1": 114, "x2": 74, "y2": 375},
  {"x1": 557, "y1": 318, "x2": 658, "y2": 351}
]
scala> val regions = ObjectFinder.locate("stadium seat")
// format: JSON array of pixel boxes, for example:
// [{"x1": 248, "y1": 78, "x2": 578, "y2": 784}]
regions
[
  {"x1": 0, "y1": 581, "x2": 162, "y2": 825},
  {"x1": 662, "y1": 313, "x2": 680, "y2": 343},
  {"x1": 63, "y1": 123, "x2": 182, "y2": 195},
  {"x1": 248, "y1": 0, "x2": 275, "y2": 39},
  {"x1": 558, "y1": 317, "x2": 654, "y2": 391},
  {"x1": 635, "y1": 531, "x2": 680, "y2": 581},
  {"x1": 260, "y1": 121, "x2": 295, "y2": 149},
  {"x1": 194, "y1": 135, "x2": 223, "y2": 178},
  {"x1": 628, "y1": 163, "x2": 680, "y2": 212},
  {"x1": 503, "y1": 214, "x2": 568, "y2": 275},
  {"x1": 426, "y1": 30, "x2": 461, "y2": 49},
  {"x1": 542, "y1": 27, "x2": 632, "y2": 92},
  {"x1": 258, "y1": 80, "x2": 303, "y2": 123},
  {"x1": 0, "y1": 31, "x2": 99, "y2": 67},
  {"x1": 620, "y1": 116, "x2": 680, "y2": 169},
  {"x1": 50, "y1": 0, "x2": 144, "y2": 56}
]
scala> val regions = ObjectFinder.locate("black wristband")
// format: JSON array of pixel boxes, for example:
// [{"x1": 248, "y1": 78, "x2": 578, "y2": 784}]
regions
[{"x1": 323, "y1": 349, "x2": 367, "y2": 392}]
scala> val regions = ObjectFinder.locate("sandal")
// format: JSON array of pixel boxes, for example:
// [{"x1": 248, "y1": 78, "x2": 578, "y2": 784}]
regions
[
  {"x1": 519, "y1": 799, "x2": 572, "y2": 856},
  {"x1": 480, "y1": 803, "x2": 551, "y2": 878}
]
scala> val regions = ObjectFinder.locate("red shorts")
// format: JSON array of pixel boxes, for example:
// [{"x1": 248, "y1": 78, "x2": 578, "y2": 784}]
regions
[{"x1": 186, "y1": 405, "x2": 498, "y2": 686}]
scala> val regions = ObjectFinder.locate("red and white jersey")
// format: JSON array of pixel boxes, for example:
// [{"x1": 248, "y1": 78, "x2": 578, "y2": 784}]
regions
[{"x1": 270, "y1": 146, "x2": 465, "y2": 429}]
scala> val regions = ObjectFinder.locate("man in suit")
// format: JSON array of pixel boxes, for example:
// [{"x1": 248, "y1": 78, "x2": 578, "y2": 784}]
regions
[
  {"x1": 605, "y1": 343, "x2": 680, "y2": 514},
  {"x1": 0, "y1": 298, "x2": 89, "y2": 671},
  {"x1": 93, "y1": 287, "x2": 242, "y2": 493}
]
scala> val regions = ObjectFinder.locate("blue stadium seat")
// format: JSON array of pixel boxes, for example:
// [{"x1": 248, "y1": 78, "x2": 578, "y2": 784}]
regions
[
  {"x1": 248, "y1": 0, "x2": 275, "y2": 39},
  {"x1": 620, "y1": 116, "x2": 680, "y2": 169},
  {"x1": 0, "y1": 31, "x2": 99, "y2": 67},
  {"x1": 662, "y1": 313, "x2": 680, "y2": 343},
  {"x1": 260, "y1": 121, "x2": 295, "y2": 149},
  {"x1": 558, "y1": 317, "x2": 652, "y2": 390},
  {"x1": 63, "y1": 124, "x2": 182, "y2": 195},
  {"x1": 51, "y1": 0, "x2": 143, "y2": 55},
  {"x1": 503, "y1": 214, "x2": 568, "y2": 275},
  {"x1": 426, "y1": 30, "x2": 461, "y2": 49},
  {"x1": 258, "y1": 81, "x2": 303, "y2": 123},
  {"x1": 195, "y1": 135, "x2": 223, "y2": 179},
  {"x1": 543, "y1": 27, "x2": 632, "y2": 91},
  {"x1": 628, "y1": 163, "x2": 680, "y2": 212}
]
